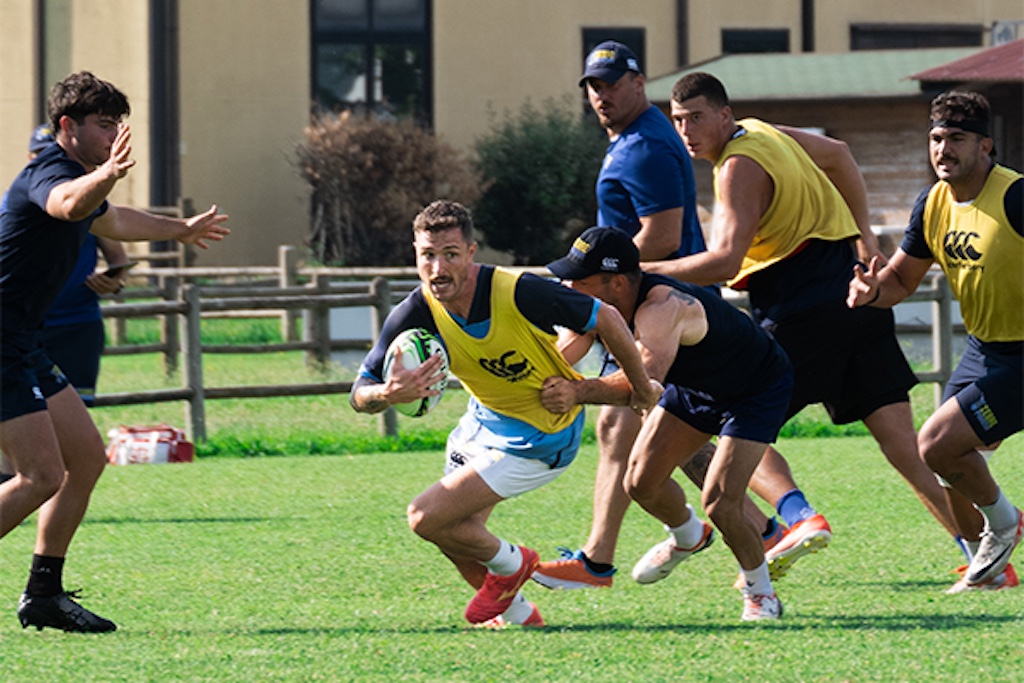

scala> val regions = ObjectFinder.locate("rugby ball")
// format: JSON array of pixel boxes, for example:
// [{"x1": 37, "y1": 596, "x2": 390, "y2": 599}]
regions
[{"x1": 383, "y1": 328, "x2": 450, "y2": 417}]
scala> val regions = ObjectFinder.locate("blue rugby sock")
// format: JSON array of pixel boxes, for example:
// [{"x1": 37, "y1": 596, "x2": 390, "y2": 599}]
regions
[{"x1": 776, "y1": 489, "x2": 816, "y2": 528}]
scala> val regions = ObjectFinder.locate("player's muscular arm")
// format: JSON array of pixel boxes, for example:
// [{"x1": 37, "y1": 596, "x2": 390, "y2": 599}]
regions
[
  {"x1": 635, "y1": 208, "x2": 684, "y2": 260},
  {"x1": 632, "y1": 286, "x2": 704, "y2": 379},
  {"x1": 350, "y1": 376, "x2": 393, "y2": 413},
  {"x1": 665, "y1": 288, "x2": 708, "y2": 345},
  {"x1": 778, "y1": 125, "x2": 881, "y2": 262},
  {"x1": 91, "y1": 204, "x2": 229, "y2": 250},
  {"x1": 645, "y1": 156, "x2": 768, "y2": 285},
  {"x1": 546, "y1": 288, "x2": 699, "y2": 412}
]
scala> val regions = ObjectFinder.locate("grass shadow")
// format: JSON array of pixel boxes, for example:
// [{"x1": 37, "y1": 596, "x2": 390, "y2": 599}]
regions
[
  {"x1": 136, "y1": 611, "x2": 1021, "y2": 640},
  {"x1": 84, "y1": 515, "x2": 273, "y2": 525}
]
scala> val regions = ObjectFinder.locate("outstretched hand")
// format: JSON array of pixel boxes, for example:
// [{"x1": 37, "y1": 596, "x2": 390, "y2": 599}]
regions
[
  {"x1": 847, "y1": 255, "x2": 881, "y2": 309},
  {"x1": 179, "y1": 205, "x2": 231, "y2": 249},
  {"x1": 100, "y1": 124, "x2": 136, "y2": 181}
]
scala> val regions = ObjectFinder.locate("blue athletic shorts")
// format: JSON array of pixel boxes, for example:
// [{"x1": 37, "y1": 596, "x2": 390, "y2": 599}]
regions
[
  {"x1": 943, "y1": 336, "x2": 1023, "y2": 445},
  {"x1": 658, "y1": 365, "x2": 794, "y2": 444},
  {"x1": 1, "y1": 329, "x2": 71, "y2": 422}
]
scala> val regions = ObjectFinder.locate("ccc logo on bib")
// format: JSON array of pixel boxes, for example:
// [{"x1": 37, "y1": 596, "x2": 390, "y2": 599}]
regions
[
  {"x1": 943, "y1": 231, "x2": 983, "y2": 261},
  {"x1": 479, "y1": 350, "x2": 535, "y2": 383}
]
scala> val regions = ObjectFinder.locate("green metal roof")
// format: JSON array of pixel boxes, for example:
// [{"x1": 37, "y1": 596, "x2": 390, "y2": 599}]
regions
[{"x1": 646, "y1": 47, "x2": 983, "y2": 102}]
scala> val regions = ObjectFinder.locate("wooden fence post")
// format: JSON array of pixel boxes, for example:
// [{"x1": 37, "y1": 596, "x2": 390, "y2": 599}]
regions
[
  {"x1": 181, "y1": 284, "x2": 207, "y2": 442},
  {"x1": 162, "y1": 275, "x2": 181, "y2": 377},
  {"x1": 304, "y1": 274, "x2": 331, "y2": 371},
  {"x1": 369, "y1": 277, "x2": 398, "y2": 438},
  {"x1": 279, "y1": 245, "x2": 299, "y2": 342},
  {"x1": 932, "y1": 272, "x2": 954, "y2": 411}
]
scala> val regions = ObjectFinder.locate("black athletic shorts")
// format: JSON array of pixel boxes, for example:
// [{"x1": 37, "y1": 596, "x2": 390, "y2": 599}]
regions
[
  {"x1": 1, "y1": 329, "x2": 71, "y2": 422},
  {"x1": 762, "y1": 301, "x2": 916, "y2": 425},
  {"x1": 943, "y1": 336, "x2": 1023, "y2": 445}
]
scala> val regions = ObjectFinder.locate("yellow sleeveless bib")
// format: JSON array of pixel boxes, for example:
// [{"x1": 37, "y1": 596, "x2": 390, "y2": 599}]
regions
[
  {"x1": 716, "y1": 119, "x2": 860, "y2": 287},
  {"x1": 424, "y1": 268, "x2": 583, "y2": 433},
  {"x1": 923, "y1": 165, "x2": 1024, "y2": 341}
]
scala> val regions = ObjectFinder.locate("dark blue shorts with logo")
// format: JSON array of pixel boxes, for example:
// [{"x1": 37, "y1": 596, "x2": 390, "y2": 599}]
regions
[{"x1": 943, "y1": 335, "x2": 1023, "y2": 445}]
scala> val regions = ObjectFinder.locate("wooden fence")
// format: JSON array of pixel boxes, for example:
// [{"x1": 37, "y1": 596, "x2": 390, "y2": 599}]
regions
[{"x1": 95, "y1": 246, "x2": 957, "y2": 441}]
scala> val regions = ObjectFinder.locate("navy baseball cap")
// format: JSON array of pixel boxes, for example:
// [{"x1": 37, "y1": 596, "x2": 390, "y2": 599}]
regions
[
  {"x1": 579, "y1": 41, "x2": 642, "y2": 87},
  {"x1": 547, "y1": 227, "x2": 640, "y2": 281},
  {"x1": 28, "y1": 124, "x2": 55, "y2": 154}
]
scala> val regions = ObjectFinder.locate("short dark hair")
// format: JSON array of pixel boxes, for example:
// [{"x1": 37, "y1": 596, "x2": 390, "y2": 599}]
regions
[
  {"x1": 47, "y1": 71, "x2": 130, "y2": 130},
  {"x1": 930, "y1": 91, "x2": 990, "y2": 130},
  {"x1": 413, "y1": 199, "x2": 475, "y2": 243},
  {"x1": 671, "y1": 72, "x2": 730, "y2": 109}
]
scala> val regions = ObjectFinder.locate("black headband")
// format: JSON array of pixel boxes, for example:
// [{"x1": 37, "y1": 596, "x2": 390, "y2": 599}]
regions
[{"x1": 930, "y1": 118, "x2": 990, "y2": 138}]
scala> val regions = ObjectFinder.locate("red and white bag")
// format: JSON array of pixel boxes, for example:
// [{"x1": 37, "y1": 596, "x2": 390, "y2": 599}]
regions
[{"x1": 105, "y1": 424, "x2": 195, "y2": 465}]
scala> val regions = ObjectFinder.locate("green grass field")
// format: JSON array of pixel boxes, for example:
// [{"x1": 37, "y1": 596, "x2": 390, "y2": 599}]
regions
[
  {"x1": 5, "y1": 322, "x2": 1022, "y2": 680},
  {"x1": 2, "y1": 435, "x2": 1023, "y2": 682}
]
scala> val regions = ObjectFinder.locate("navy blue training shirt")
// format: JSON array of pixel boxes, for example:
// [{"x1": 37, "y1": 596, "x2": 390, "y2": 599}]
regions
[{"x1": 0, "y1": 144, "x2": 109, "y2": 331}]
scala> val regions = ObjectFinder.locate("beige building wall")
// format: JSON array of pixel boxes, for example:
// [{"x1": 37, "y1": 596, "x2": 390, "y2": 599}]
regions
[
  {"x1": 433, "y1": 0, "x2": 681, "y2": 152},
  {"x1": 0, "y1": 1, "x2": 152, "y2": 206},
  {"x1": 177, "y1": 0, "x2": 310, "y2": 266},
  {"x1": 0, "y1": 0, "x2": 310, "y2": 267},
  {"x1": 0, "y1": 1, "x2": 41, "y2": 192},
  {"x1": 68, "y1": 0, "x2": 152, "y2": 209}
]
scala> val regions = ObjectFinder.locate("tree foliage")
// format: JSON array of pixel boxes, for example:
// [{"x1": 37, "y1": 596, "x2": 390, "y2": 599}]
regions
[
  {"x1": 296, "y1": 112, "x2": 480, "y2": 266},
  {"x1": 472, "y1": 99, "x2": 607, "y2": 265}
]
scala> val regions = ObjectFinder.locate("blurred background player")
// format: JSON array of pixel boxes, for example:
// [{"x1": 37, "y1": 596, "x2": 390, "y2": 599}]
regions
[
  {"x1": 0, "y1": 71, "x2": 229, "y2": 633},
  {"x1": 649, "y1": 71, "x2": 964, "y2": 581},
  {"x1": 543, "y1": 227, "x2": 794, "y2": 620},
  {"x1": 849, "y1": 91, "x2": 1022, "y2": 592},
  {"x1": 350, "y1": 200, "x2": 661, "y2": 627}
]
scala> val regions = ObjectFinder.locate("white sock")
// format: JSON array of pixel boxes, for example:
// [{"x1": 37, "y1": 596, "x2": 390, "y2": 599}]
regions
[
  {"x1": 667, "y1": 505, "x2": 706, "y2": 549},
  {"x1": 740, "y1": 561, "x2": 773, "y2": 597},
  {"x1": 967, "y1": 539, "x2": 981, "y2": 560},
  {"x1": 500, "y1": 592, "x2": 532, "y2": 624},
  {"x1": 980, "y1": 490, "x2": 1019, "y2": 531},
  {"x1": 484, "y1": 541, "x2": 523, "y2": 575}
]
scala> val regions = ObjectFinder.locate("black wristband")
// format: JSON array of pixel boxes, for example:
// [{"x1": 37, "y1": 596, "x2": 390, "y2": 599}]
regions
[{"x1": 866, "y1": 288, "x2": 880, "y2": 306}]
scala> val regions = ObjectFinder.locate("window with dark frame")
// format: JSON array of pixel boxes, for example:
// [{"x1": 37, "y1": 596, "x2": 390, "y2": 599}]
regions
[
  {"x1": 312, "y1": 0, "x2": 432, "y2": 124},
  {"x1": 850, "y1": 23, "x2": 983, "y2": 50},
  {"x1": 722, "y1": 29, "x2": 790, "y2": 54}
]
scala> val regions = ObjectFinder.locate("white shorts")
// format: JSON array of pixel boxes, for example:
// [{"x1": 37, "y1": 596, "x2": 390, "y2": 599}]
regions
[{"x1": 445, "y1": 427, "x2": 567, "y2": 499}]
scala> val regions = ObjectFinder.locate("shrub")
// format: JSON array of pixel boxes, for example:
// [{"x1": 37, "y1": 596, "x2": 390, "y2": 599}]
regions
[
  {"x1": 472, "y1": 98, "x2": 607, "y2": 265},
  {"x1": 296, "y1": 111, "x2": 480, "y2": 266}
]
